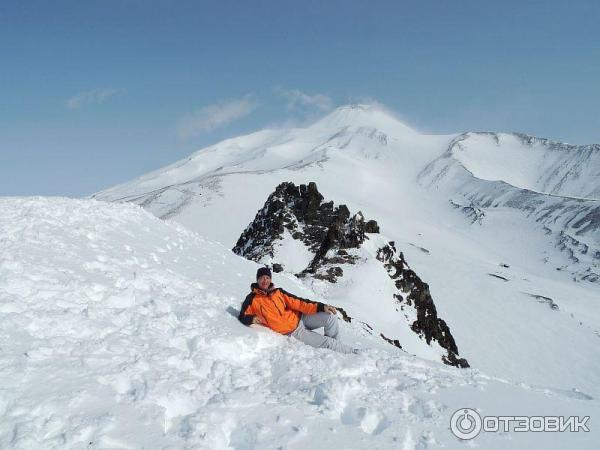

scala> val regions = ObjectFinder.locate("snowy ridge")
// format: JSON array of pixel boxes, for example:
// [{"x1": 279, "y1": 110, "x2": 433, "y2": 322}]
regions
[
  {"x1": 1, "y1": 197, "x2": 599, "y2": 449},
  {"x1": 450, "y1": 132, "x2": 600, "y2": 199},
  {"x1": 418, "y1": 131, "x2": 600, "y2": 282}
]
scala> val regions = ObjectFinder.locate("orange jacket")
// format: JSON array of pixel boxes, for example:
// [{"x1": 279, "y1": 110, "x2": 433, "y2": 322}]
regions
[{"x1": 238, "y1": 283, "x2": 325, "y2": 334}]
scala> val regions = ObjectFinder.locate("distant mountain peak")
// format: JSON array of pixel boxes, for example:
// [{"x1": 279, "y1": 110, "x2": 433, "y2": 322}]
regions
[{"x1": 311, "y1": 103, "x2": 418, "y2": 136}]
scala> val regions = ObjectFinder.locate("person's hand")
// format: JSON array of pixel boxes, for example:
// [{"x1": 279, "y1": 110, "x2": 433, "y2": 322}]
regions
[
  {"x1": 324, "y1": 304, "x2": 337, "y2": 315},
  {"x1": 252, "y1": 316, "x2": 263, "y2": 325}
]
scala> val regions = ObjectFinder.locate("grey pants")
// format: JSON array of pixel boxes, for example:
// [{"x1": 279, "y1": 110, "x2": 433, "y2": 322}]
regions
[{"x1": 288, "y1": 312, "x2": 355, "y2": 354}]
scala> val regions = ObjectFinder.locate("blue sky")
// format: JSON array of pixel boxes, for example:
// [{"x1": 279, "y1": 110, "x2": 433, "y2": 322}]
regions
[{"x1": 2, "y1": 0, "x2": 599, "y2": 197}]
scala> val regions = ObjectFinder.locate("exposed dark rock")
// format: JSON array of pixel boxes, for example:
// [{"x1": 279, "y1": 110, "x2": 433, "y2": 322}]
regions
[
  {"x1": 365, "y1": 220, "x2": 380, "y2": 233},
  {"x1": 582, "y1": 271, "x2": 599, "y2": 282},
  {"x1": 380, "y1": 333, "x2": 402, "y2": 349},
  {"x1": 449, "y1": 199, "x2": 485, "y2": 224},
  {"x1": 523, "y1": 292, "x2": 559, "y2": 310},
  {"x1": 361, "y1": 321, "x2": 373, "y2": 334},
  {"x1": 376, "y1": 241, "x2": 469, "y2": 368},
  {"x1": 408, "y1": 243, "x2": 430, "y2": 254},
  {"x1": 335, "y1": 306, "x2": 352, "y2": 323},
  {"x1": 488, "y1": 273, "x2": 509, "y2": 282},
  {"x1": 556, "y1": 231, "x2": 600, "y2": 282},
  {"x1": 311, "y1": 266, "x2": 344, "y2": 283},
  {"x1": 443, "y1": 352, "x2": 470, "y2": 369},
  {"x1": 233, "y1": 181, "x2": 379, "y2": 282}
]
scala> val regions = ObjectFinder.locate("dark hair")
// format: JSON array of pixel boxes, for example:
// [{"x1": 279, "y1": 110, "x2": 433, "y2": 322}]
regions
[{"x1": 256, "y1": 267, "x2": 272, "y2": 280}]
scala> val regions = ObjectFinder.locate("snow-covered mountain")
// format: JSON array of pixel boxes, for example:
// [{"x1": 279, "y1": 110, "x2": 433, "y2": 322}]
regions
[
  {"x1": 1, "y1": 197, "x2": 598, "y2": 449},
  {"x1": 93, "y1": 104, "x2": 600, "y2": 391},
  {"x1": 418, "y1": 131, "x2": 600, "y2": 282}
]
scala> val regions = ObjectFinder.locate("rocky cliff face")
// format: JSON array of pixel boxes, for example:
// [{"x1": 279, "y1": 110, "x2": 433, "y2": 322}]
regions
[
  {"x1": 233, "y1": 182, "x2": 379, "y2": 282},
  {"x1": 233, "y1": 181, "x2": 469, "y2": 368},
  {"x1": 376, "y1": 242, "x2": 469, "y2": 368}
]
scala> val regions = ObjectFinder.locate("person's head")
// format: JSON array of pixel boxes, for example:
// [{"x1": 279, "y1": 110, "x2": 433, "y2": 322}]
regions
[{"x1": 256, "y1": 267, "x2": 272, "y2": 290}]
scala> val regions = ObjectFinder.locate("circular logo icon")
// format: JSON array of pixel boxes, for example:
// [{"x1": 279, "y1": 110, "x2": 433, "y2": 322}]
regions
[{"x1": 450, "y1": 408, "x2": 482, "y2": 440}]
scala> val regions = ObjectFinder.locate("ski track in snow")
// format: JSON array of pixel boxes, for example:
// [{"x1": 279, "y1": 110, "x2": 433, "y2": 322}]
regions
[{"x1": 1, "y1": 198, "x2": 599, "y2": 449}]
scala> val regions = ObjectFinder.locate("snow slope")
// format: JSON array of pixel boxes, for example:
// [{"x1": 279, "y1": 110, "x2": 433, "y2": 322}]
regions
[
  {"x1": 418, "y1": 131, "x2": 600, "y2": 282},
  {"x1": 447, "y1": 132, "x2": 600, "y2": 199},
  {"x1": 1, "y1": 197, "x2": 599, "y2": 449}
]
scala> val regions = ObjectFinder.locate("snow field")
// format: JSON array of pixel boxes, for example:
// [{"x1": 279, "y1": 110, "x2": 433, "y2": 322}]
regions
[{"x1": 2, "y1": 197, "x2": 599, "y2": 449}]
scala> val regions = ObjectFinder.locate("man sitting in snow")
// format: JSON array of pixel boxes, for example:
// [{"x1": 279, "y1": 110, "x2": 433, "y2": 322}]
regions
[{"x1": 238, "y1": 267, "x2": 357, "y2": 354}]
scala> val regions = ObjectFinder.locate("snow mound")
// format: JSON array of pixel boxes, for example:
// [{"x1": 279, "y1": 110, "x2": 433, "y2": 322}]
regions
[{"x1": 1, "y1": 197, "x2": 599, "y2": 448}]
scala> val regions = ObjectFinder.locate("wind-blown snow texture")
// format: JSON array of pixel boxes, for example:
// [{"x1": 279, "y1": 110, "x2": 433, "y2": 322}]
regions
[{"x1": 1, "y1": 198, "x2": 599, "y2": 449}]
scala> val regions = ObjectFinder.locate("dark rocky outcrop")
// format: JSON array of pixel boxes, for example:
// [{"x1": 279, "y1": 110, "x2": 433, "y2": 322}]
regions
[
  {"x1": 449, "y1": 199, "x2": 485, "y2": 225},
  {"x1": 335, "y1": 306, "x2": 353, "y2": 324},
  {"x1": 233, "y1": 181, "x2": 379, "y2": 282},
  {"x1": 376, "y1": 241, "x2": 470, "y2": 368},
  {"x1": 488, "y1": 273, "x2": 510, "y2": 282},
  {"x1": 380, "y1": 333, "x2": 403, "y2": 350}
]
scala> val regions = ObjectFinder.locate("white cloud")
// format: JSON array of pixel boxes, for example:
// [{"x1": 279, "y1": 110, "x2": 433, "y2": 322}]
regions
[
  {"x1": 177, "y1": 96, "x2": 257, "y2": 139},
  {"x1": 66, "y1": 88, "x2": 119, "y2": 110},
  {"x1": 277, "y1": 89, "x2": 333, "y2": 112}
]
